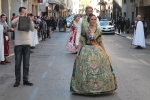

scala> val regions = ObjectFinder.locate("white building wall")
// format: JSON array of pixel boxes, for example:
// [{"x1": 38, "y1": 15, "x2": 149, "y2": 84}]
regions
[
  {"x1": 72, "y1": 0, "x2": 79, "y2": 14},
  {"x1": 0, "y1": 0, "x2": 1, "y2": 14},
  {"x1": 2, "y1": 0, "x2": 9, "y2": 16},
  {"x1": 90, "y1": 0, "x2": 99, "y2": 16},
  {"x1": 122, "y1": 0, "x2": 135, "y2": 21},
  {"x1": 10, "y1": 0, "x2": 22, "y2": 16}
]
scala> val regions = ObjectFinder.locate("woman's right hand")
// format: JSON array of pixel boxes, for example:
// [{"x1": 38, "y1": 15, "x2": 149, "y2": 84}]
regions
[{"x1": 75, "y1": 45, "x2": 79, "y2": 49}]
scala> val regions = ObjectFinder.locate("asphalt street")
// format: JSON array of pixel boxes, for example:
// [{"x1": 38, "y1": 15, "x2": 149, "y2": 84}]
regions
[{"x1": 0, "y1": 30, "x2": 150, "y2": 100}]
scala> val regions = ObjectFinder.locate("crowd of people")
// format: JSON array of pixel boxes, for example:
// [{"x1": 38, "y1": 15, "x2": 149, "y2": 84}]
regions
[
  {"x1": 0, "y1": 6, "x2": 73, "y2": 87},
  {"x1": 115, "y1": 16, "x2": 148, "y2": 38},
  {"x1": 0, "y1": 11, "x2": 70, "y2": 64}
]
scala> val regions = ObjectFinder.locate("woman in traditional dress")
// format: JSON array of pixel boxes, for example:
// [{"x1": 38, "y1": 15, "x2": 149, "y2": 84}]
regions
[
  {"x1": 66, "y1": 14, "x2": 80, "y2": 53},
  {"x1": 0, "y1": 14, "x2": 13, "y2": 64},
  {"x1": 70, "y1": 14, "x2": 117, "y2": 95}
]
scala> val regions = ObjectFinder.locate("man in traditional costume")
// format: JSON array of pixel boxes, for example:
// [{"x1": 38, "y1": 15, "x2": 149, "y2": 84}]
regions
[
  {"x1": 0, "y1": 24, "x2": 5, "y2": 64},
  {"x1": 75, "y1": 6, "x2": 100, "y2": 48},
  {"x1": 132, "y1": 15, "x2": 146, "y2": 49},
  {"x1": 0, "y1": 14, "x2": 13, "y2": 64}
]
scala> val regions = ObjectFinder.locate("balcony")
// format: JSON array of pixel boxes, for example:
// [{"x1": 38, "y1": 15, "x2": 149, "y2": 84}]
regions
[{"x1": 59, "y1": 1, "x2": 66, "y2": 9}]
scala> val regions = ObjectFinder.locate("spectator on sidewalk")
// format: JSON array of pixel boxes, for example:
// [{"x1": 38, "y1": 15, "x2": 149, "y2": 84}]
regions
[
  {"x1": 11, "y1": 13, "x2": 17, "y2": 21},
  {"x1": 46, "y1": 16, "x2": 52, "y2": 38},
  {"x1": 120, "y1": 17, "x2": 126, "y2": 33},
  {"x1": 58, "y1": 16, "x2": 64, "y2": 31},
  {"x1": 125, "y1": 18, "x2": 130, "y2": 34},
  {"x1": 143, "y1": 18, "x2": 148, "y2": 38},
  {"x1": 0, "y1": 14, "x2": 13, "y2": 65},
  {"x1": 0, "y1": 24, "x2": 5, "y2": 64},
  {"x1": 131, "y1": 17, "x2": 137, "y2": 34},
  {"x1": 12, "y1": 7, "x2": 34, "y2": 87},
  {"x1": 51, "y1": 17, "x2": 56, "y2": 31},
  {"x1": 11, "y1": 13, "x2": 17, "y2": 40},
  {"x1": 63, "y1": 17, "x2": 67, "y2": 32},
  {"x1": 29, "y1": 13, "x2": 39, "y2": 52},
  {"x1": 39, "y1": 18, "x2": 47, "y2": 41},
  {"x1": 132, "y1": 15, "x2": 145, "y2": 49},
  {"x1": 117, "y1": 17, "x2": 122, "y2": 34},
  {"x1": 36, "y1": 16, "x2": 41, "y2": 37}
]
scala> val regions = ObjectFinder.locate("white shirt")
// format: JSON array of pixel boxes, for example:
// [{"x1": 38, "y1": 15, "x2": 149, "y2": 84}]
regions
[
  {"x1": 75, "y1": 16, "x2": 100, "y2": 45},
  {"x1": 0, "y1": 24, "x2": 4, "y2": 61}
]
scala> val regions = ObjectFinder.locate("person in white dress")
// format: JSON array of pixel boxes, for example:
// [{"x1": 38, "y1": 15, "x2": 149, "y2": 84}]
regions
[
  {"x1": 66, "y1": 14, "x2": 80, "y2": 53},
  {"x1": 29, "y1": 14, "x2": 39, "y2": 50},
  {"x1": 0, "y1": 24, "x2": 5, "y2": 64},
  {"x1": 132, "y1": 15, "x2": 146, "y2": 49}
]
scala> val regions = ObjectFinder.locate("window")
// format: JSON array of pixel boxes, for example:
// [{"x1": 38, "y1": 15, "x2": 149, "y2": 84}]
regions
[{"x1": 124, "y1": 0, "x2": 126, "y2": 3}]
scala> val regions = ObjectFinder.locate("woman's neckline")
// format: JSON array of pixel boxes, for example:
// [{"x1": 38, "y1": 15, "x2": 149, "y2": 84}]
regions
[{"x1": 88, "y1": 26, "x2": 97, "y2": 33}]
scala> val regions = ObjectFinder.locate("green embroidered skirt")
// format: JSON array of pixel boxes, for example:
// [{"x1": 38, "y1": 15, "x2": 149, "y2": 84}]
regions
[{"x1": 70, "y1": 45, "x2": 117, "y2": 95}]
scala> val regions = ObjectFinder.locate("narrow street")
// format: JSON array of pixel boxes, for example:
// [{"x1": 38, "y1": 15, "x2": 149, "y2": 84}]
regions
[{"x1": 0, "y1": 30, "x2": 150, "y2": 100}]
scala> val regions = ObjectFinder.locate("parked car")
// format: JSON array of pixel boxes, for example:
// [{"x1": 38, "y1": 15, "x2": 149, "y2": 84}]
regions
[
  {"x1": 100, "y1": 20, "x2": 115, "y2": 35},
  {"x1": 66, "y1": 18, "x2": 72, "y2": 28},
  {"x1": 66, "y1": 14, "x2": 76, "y2": 28}
]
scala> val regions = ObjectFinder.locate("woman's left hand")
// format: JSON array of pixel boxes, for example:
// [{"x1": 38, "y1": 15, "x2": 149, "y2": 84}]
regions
[{"x1": 76, "y1": 54, "x2": 79, "y2": 59}]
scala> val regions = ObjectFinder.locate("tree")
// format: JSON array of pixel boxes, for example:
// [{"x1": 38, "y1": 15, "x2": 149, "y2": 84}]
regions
[
  {"x1": 79, "y1": 0, "x2": 90, "y2": 13},
  {"x1": 80, "y1": 0, "x2": 90, "y2": 7}
]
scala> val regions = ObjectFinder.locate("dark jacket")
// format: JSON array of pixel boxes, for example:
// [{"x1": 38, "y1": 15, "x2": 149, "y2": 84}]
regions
[{"x1": 46, "y1": 19, "x2": 52, "y2": 26}]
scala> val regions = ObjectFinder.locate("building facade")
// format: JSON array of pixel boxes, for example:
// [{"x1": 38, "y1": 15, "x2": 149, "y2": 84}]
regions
[
  {"x1": 72, "y1": 0, "x2": 79, "y2": 14},
  {"x1": 92, "y1": 0, "x2": 113, "y2": 18},
  {"x1": 135, "y1": 0, "x2": 150, "y2": 33},
  {"x1": 113, "y1": 0, "x2": 122, "y2": 21},
  {"x1": 67, "y1": 0, "x2": 73, "y2": 16},
  {"x1": 28, "y1": 0, "x2": 38, "y2": 16},
  {"x1": 0, "y1": 0, "x2": 28, "y2": 26},
  {"x1": 90, "y1": 0, "x2": 100, "y2": 16},
  {"x1": 122, "y1": 0, "x2": 135, "y2": 22}
]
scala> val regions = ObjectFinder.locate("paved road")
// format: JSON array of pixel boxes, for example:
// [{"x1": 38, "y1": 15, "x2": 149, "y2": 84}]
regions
[{"x1": 0, "y1": 30, "x2": 150, "y2": 100}]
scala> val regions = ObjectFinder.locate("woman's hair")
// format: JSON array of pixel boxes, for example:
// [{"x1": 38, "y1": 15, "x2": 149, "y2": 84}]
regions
[
  {"x1": 29, "y1": 13, "x2": 34, "y2": 17},
  {"x1": 74, "y1": 14, "x2": 80, "y2": 20},
  {"x1": 87, "y1": 14, "x2": 96, "y2": 22}
]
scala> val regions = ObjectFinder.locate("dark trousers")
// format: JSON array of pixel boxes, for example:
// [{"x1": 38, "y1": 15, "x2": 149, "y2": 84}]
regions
[
  {"x1": 14, "y1": 45, "x2": 30, "y2": 81},
  {"x1": 12, "y1": 31, "x2": 15, "y2": 40},
  {"x1": 118, "y1": 26, "x2": 124, "y2": 33},
  {"x1": 41, "y1": 30, "x2": 46, "y2": 41}
]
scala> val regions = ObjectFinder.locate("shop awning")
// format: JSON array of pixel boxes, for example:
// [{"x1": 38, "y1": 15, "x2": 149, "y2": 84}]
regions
[{"x1": 47, "y1": 0, "x2": 61, "y2": 4}]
